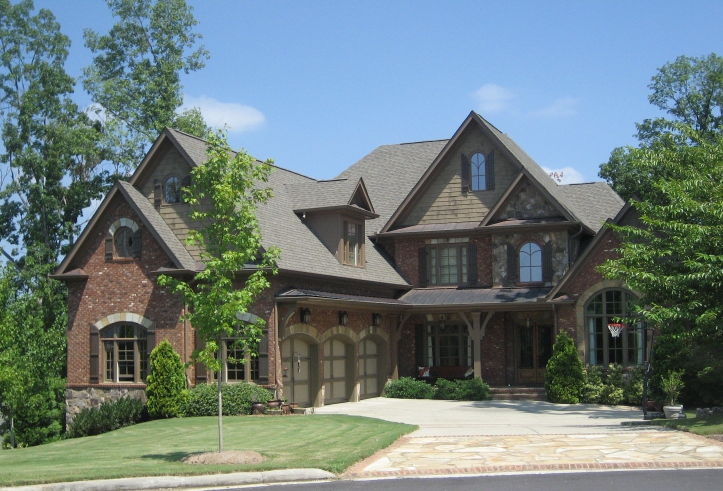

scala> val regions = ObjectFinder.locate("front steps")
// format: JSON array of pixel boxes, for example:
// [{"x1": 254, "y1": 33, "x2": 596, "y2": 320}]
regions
[{"x1": 490, "y1": 386, "x2": 547, "y2": 401}]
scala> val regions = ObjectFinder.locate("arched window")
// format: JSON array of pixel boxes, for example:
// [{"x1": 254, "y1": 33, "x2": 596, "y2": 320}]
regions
[
  {"x1": 585, "y1": 289, "x2": 642, "y2": 367},
  {"x1": 106, "y1": 218, "x2": 141, "y2": 260},
  {"x1": 519, "y1": 242, "x2": 542, "y2": 283},
  {"x1": 165, "y1": 176, "x2": 182, "y2": 204},
  {"x1": 101, "y1": 324, "x2": 148, "y2": 383},
  {"x1": 114, "y1": 226, "x2": 135, "y2": 258},
  {"x1": 471, "y1": 153, "x2": 486, "y2": 191}
]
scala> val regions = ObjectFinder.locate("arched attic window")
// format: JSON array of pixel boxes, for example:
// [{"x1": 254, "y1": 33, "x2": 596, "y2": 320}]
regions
[{"x1": 106, "y1": 218, "x2": 141, "y2": 260}]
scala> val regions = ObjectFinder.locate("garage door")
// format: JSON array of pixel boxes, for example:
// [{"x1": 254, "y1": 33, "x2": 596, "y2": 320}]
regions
[
  {"x1": 323, "y1": 338, "x2": 348, "y2": 404},
  {"x1": 359, "y1": 338, "x2": 379, "y2": 399},
  {"x1": 281, "y1": 337, "x2": 312, "y2": 407}
]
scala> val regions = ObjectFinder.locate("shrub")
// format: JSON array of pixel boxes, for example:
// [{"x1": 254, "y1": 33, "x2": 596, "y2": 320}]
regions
[
  {"x1": 623, "y1": 365, "x2": 645, "y2": 406},
  {"x1": 146, "y1": 341, "x2": 188, "y2": 419},
  {"x1": 66, "y1": 397, "x2": 147, "y2": 438},
  {"x1": 433, "y1": 378, "x2": 491, "y2": 401},
  {"x1": 383, "y1": 377, "x2": 434, "y2": 399},
  {"x1": 179, "y1": 383, "x2": 272, "y2": 417},
  {"x1": 581, "y1": 365, "x2": 604, "y2": 403},
  {"x1": 599, "y1": 364, "x2": 625, "y2": 405},
  {"x1": 545, "y1": 332, "x2": 584, "y2": 404}
]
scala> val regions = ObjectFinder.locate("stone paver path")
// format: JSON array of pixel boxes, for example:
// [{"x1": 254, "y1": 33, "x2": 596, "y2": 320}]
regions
[{"x1": 346, "y1": 430, "x2": 723, "y2": 477}]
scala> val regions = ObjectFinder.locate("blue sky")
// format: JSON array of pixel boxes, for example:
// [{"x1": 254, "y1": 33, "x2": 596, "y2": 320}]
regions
[{"x1": 37, "y1": 0, "x2": 722, "y2": 185}]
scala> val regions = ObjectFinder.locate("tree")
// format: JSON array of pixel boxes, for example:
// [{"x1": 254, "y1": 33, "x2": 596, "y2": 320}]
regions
[
  {"x1": 544, "y1": 332, "x2": 585, "y2": 404},
  {"x1": 158, "y1": 130, "x2": 279, "y2": 452},
  {"x1": 600, "y1": 53, "x2": 723, "y2": 201},
  {"x1": 146, "y1": 340, "x2": 188, "y2": 419},
  {"x1": 82, "y1": 0, "x2": 210, "y2": 176},
  {"x1": 599, "y1": 129, "x2": 723, "y2": 406}
]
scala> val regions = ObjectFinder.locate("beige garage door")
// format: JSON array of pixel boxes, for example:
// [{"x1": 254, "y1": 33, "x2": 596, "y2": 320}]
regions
[
  {"x1": 323, "y1": 338, "x2": 348, "y2": 404},
  {"x1": 359, "y1": 338, "x2": 381, "y2": 399},
  {"x1": 281, "y1": 337, "x2": 312, "y2": 407}
]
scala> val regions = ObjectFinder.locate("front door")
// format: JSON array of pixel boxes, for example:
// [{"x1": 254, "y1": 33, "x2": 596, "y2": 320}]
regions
[
  {"x1": 281, "y1": 337, "x2": 312, "y2": 406},
  {"x1": 517, "y1": 324, "x2": 553, "y2": 385}
]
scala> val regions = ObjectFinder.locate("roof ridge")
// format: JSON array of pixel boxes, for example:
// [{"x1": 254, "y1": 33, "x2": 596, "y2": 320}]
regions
[
  {"x1": 165, "y1": 127, "x2": 210, "y2": 144},
  {"x1": 398, "y1": 139, "x2": 449, "y2": 146},
  {"x1": 561, "y1": 181, "x2": 609, "y2": 187}
]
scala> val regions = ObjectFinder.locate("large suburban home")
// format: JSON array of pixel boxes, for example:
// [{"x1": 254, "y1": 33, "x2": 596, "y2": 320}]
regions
[{"x1": 54, "y1": 111, "x2": 640, "y2": 422}]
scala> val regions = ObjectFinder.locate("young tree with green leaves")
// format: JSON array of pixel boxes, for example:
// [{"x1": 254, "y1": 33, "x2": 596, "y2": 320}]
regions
[
  {"x1": 83, "y1": 0, "x2": 210, "y2": 176},
  {"x1": 158, "y1": 130, "x2": 279, "y2": 452}
]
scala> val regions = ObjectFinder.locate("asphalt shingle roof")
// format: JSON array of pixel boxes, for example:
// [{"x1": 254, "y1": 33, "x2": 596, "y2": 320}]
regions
[
  {"x1": 559, "y1": 181, "x2": 625, "y2": 232},
  {"x1": 285, "y1": 178, "x2": 362, "y2": 211}
]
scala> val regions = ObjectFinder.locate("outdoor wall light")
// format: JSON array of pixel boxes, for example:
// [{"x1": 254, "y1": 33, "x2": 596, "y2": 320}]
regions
[
  {"x1": 301, "y1": 308, "x2": 311, "y2": 324},
  {"x1": 372, "y1": 313, "x2": 382, "y2": 327},
  {"x1": 339, "y1": 311, "x2": 349, "y2": 326}
]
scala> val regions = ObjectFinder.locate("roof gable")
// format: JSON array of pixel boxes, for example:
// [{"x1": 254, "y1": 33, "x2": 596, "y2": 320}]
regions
[
  {"x1": 482, "y1": 174, "x2": 567, "y2": 226},
  {"x1": 285, "y1": 177, "x2": 376, "y2": 216}
]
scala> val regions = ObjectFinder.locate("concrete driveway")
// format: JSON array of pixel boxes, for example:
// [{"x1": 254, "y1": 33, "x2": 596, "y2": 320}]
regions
[{"x1": 315, "y1": 398, "x2": 644, "y2": 436}]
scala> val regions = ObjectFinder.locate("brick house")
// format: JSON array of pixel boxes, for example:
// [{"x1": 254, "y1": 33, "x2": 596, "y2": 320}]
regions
[{"x1": 54, "y1": 111, "x2": 641, "y2": 421}]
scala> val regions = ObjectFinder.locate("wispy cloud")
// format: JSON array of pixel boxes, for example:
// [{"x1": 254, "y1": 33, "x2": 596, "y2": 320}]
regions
[
  {"x1": 529, "y1": 96, "x2": 579, "y2": 118},
  {"x1": 473, "y1": 84, "x2": 514, "y2": 113},
  {"x1": 542, "y1": 166, "x2": 586, "y2": 185},
  {"x1": 181, "y1": 95, "x2": 265, "y2": 132}
]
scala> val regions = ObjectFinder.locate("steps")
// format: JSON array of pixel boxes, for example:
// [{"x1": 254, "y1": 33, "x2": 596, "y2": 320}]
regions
[{"x1": 489, "y1": 386, "x2": 547, "y2": 401}]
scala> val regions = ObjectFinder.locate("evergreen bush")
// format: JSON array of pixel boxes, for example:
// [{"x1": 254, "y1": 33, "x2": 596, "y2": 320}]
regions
[
  {"x1": 581, "y1": 365, "x2": 604, "y2": 403},
  {"x1": 623, "y1": 365, "x2": 645, "y2": 406},
  {"x1": 66, "y1": 397, "x2": 147, "y2": 438},
  {"x1": 433, "y1": 378, "x2": 491, "y2": 401},
  {"x1": 145, "y1": 341, "x2": 188, "y2": 419},
  {"x1": 179, "y1": 383, "x2": 272, "y2": 417},
  {"x1": 545, "y1": 332, "x2": 585, "y2": 404},
  {"x1": 383, "y1": 377, "x2": 434, "y2": 399},
  {"x1": 599, "y1": 363, "x2": 625, "y2": 405}
]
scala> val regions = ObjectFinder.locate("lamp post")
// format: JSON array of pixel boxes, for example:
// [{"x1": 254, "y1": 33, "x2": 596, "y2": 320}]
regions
[{"x1": 608, "y1": 322, "x2": 656, "y2": 420}]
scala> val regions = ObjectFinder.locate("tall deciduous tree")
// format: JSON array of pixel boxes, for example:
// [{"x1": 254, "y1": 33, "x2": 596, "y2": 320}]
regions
[
  {"x1": 600, "y1": 53, "x2": 723, "y2": 201},
  {"x1": 83, "y1": 0, "x2": 210, "y2": 176},
  {"x1": 158, "y1": 130, "x2": 279, "y2": 452}
]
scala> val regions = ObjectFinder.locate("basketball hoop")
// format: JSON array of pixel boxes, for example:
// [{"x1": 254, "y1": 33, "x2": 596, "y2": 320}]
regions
[{"x1": 608, "y1": 323, "x2": 625, "y2": 338}]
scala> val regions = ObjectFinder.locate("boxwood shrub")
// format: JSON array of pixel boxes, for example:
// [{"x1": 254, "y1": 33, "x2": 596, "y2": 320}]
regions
[
  {"x1": 179, "y1": 383, "x2": 272, "y2": 417},
  {"x1": 383, "y1": 377, "x2": 434, "y2": 399},
  {"x1": 434, "y1": 378, "x2": 491, "y2": 401},
  {"x1": 66, "y1": 397, "x2": 147, "y2": 438}
]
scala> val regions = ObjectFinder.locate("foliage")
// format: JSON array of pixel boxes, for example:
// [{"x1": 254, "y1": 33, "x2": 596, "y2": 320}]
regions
[
  {"x1": 383, "y1": 377, "x2": 434, "y2": 399},
  {"x1": 157, "y1": 129, "x2": 278, "y2": 450},
  {"x1": 433, "y1": 378, "x2": 491, "y2": 401},
  {"x1": 178, "y1": 383, "x2": 272, "y2": 417},
  {"x1": 544, "y1": 332, "x2": 585, "y2": 404},
  {"x1": 661, "y1": 370, "x2": 685, "y2": 406},
  {"x1": 580, "y1": 364, "x2": 644, "y2": 406},
  {"x1": 65, "y1": 397, "x2": 147, "y2": 439},
  {"x1": 600, "y1": 53, "x2": 723, "y2": 201},
  {"x1": 580, "y1": 365, "x2": 604, "y2": 404},
  {"x1": 623, "y1": 365, "x2": 645, "y2": 406},
  {"x1": 82, "y1": 0, "x2": 210, "y2": 175},
  {"x1": 145, "y1": 341, "x2": 188, "y2": 419},
  {"x1": 599, "y1": 363, "x2": 625, "y2": 406}
]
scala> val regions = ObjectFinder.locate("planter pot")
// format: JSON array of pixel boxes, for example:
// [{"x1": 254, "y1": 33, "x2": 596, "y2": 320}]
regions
[
  {"x1": 663, "y1": 405, "x2": 684, "y2": 419},
  {"x1": 267, "y1": 400, "x2": 282, "y2": 409},
  {"x1": 251, "y1": 402, "x2": 266, "y2": 415}
]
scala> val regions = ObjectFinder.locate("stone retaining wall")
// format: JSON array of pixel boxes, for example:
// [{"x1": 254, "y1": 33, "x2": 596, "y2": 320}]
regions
[{"x1": 66, "y1": 387, "x2": 146, "y2": 425}]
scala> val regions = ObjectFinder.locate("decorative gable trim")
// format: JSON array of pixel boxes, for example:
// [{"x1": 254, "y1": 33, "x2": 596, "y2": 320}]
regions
[{"x1": 349, "y1": 177, "x2": 375, "y2": 214}]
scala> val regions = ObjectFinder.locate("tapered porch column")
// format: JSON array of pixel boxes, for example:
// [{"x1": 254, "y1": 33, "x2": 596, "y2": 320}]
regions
[{"x1": 389, "y1": 312, "x2": 411, "y2": 380}]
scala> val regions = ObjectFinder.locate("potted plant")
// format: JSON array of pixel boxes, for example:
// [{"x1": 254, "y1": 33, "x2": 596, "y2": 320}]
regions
[{"x1": 661, "y1": 370, "x2": 685, "y2": 419}]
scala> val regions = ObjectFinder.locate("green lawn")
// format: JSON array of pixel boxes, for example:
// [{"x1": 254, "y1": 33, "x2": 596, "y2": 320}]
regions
[
  {"x1": 0, "y1": 415, "x2": 416, "y2": 486},
  {"x1": 652, "y1": 413, "x2": 723, "y2": 436}
]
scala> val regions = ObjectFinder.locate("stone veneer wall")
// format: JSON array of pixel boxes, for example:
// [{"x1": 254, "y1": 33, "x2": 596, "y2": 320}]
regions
[
  {"x1": 66, "y1": 387, "x2": 147, "y2": 425},
  {"x1": 491, "y1": 230, "x2": 569, "y2": 287}
]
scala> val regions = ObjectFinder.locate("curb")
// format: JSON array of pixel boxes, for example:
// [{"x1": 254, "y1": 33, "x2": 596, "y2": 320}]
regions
[{"x1": 0, "y1": 469, "x2": 335, "y2": 491}]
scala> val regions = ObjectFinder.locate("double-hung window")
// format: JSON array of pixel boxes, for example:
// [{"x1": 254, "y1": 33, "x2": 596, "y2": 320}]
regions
[
  {"x1": 428, "y1": 238, "x2": 468, "y2": 285},
  {"x1": 343, "y1": 220, "x2": 363, "y2": 266},
  {"x1": 426, "y1": 323, "x2": 471, "y2": 367},
  {"x1": 101, "y1": 324, "x2": 148, "y2": 383}
]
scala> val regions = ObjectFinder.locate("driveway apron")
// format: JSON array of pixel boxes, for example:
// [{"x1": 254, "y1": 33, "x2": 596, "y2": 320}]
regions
[{"x1": 314, "y1": 398, "x2": 723, "y2": 477}]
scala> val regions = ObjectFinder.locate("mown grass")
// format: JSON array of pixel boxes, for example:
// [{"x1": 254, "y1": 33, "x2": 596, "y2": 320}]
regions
[
  {"x1": 652, "y1": 413, "x2": 723, "y2": 436},
  {"x1": 0, "y1": 415, "x2": 416, "y2": 486}
]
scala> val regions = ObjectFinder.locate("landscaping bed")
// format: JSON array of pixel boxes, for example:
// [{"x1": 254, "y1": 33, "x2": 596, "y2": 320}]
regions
[{"x1": 0, "y1": 415, "x2": 415, "y2": 486}]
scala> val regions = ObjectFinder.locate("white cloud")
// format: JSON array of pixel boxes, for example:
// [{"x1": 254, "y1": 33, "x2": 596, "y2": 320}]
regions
[
  {"x1": 181, "y1": 95, "x2": 265, "y2": 132},
  {"x1": 473, "y1": 84, "x2": 514, "y2": 113},
  {"x1": 529, "y1": 96, "x2": 579, "y2": 118},
  {"x1": 542, "y1": 166, "x2": 586, "y2": 185}
]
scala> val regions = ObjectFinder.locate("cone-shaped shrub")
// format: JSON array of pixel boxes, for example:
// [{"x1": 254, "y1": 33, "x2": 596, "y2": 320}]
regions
[
  {"x1": 545, "y1": 332, "x2": 585, "y2": 404},
  {"x1": 146, "y1": 340, "x2": 188, "y2": 418}
]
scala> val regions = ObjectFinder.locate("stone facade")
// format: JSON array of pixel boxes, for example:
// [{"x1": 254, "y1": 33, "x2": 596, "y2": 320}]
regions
[
  {"x1": 496, "y1": 179, "x2": 562, "y2": 221},
  {"x1": 66, "y1": 387, "x2": 146, "y2": 425},
  {"x1": 491, "y1": 230, "x2": 569, "y2": 287}
]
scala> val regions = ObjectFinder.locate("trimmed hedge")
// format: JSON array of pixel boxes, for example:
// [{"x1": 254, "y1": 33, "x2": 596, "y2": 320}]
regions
[
  {"x1": 146, "y1": 340, "x2": 188, "y2": 419},
  {"x1": 581, "y1": 364, "x2": 645, "y2": 406},
  {"x1": 383, "y1": 377, "x2": 434, "y2": 399},
  {"x1": 383, "y1": 377, "x2": 491, "y2": 401},
  {"x1": 179, "y1": 383, "x2": 272, "y2": 417},
  {"x1": 66, "y1": 397, "x2": 147, "y2": 438}
]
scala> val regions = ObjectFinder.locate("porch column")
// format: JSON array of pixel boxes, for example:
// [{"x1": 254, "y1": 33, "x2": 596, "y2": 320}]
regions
[
  {"x1": 471, "y1": 312, "x2": 482, "y2": 379},
  {"x1": 390, "y1": 312, "x2": 410, "y2": 380}
]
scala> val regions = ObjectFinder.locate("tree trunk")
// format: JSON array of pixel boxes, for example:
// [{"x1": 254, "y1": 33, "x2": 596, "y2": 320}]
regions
[
  {"x1": 10, "y1": 410, "x2": 15, "y2": 448},
  {"x1": 217, "y1": 346, "x2": 223, "y2": 453}
]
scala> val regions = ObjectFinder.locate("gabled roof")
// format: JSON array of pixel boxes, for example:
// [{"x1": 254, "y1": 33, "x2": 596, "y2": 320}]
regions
[
  {"x1": 285, "y1": 177, "x2": 377, "y2": 216},
  {"x1": 558, "y1": 181, "x2": 625, "y2": 233}
]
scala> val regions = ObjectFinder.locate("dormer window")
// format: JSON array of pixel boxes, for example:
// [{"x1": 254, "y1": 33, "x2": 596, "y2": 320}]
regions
[
  {"x1": 344, "y1": 220, "x2": 362, "y2": 266},
  {"x1": 165, "y1": 176, "x2": 182, "y2": 203}
]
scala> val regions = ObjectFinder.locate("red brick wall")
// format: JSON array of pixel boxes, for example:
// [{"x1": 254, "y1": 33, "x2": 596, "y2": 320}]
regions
[
  {"x1": 66, "y1": 197, "x2": 186, "y2": 388},
  {"x1": 561, "y1": 233, "x2": 621, "y2": 300},
  {"x1": 471, "y1": 235, "x2": 493, "y2": 286}
]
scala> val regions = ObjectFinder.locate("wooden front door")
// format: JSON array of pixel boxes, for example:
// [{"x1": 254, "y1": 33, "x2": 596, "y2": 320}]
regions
[
  {"x1": 281, "y1": 337, "x2": 312, "y2": 406},
  {"x1": 517, "y1": 324, "x2": 553, "y2": 385}
]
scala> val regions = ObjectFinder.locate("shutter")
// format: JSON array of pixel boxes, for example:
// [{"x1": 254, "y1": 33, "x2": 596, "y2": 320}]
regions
[
  {"x1": 507, "y1": 243, "x2": 518, "y2": 283},
  {"x1": 486, "y1": 151, "x2": 495, "y2": 190},
  {"x1": 418, "y1": 246, "x2": 428, "y2": 287},
  {"x1": 414, "y1": 324, "x2": 425, "y2": 369},
  {"x1": 131, "y1": 229, "x2": 142, "y2": 259},
  {"x1": 146, "y1": 329, "x2": 156, "y2": 353},
  {"x1": 461, "y1": 153, "x2": 471, "y2": 192},
  {"x1": 181, "y1": 175, "x2": 191, "y2": 203},
  {"x1": 154, "y1": 179, "x2": 162, "y2": 208},
  {"x1": 194, "y1": 332, "x2": 207, "y2": 385},
  {"x1": 89, "y1": 329, "x2": 100, "y2": 384},
  {"x1": 105, "y1": 232, "x2": 114, "y2": 260},
  {"x1": 543, "y1": 241, "x2": 554, "y2": 283},
  {"x1": 467, "y1": 244, "x2": 478, "y2": 285},
  {"x1": 256, "y1": 329, "x2": 269, "y2": 383}
]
